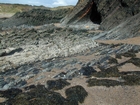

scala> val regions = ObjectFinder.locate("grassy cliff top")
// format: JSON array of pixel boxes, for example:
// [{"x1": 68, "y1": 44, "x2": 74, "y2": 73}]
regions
[
  {"x1": 0, "y1": 3, "x2": 35, "y2": 13},
  {"x1": 0, "y1": 3, "x2": 73, "y2": 13}
]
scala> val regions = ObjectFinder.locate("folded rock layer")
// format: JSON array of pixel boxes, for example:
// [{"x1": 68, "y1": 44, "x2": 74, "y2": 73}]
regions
[{"x1": 62, "y1": 0, "x2": 140, "y2": 30}]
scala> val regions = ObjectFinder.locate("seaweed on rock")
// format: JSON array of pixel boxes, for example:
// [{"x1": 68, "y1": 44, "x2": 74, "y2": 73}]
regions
[
  {"x1": 87, "y1": 78, "x2": 123, "y2": 87},
  {"x1": 108, "y1": 57, "x2": 118, "y2": 64},
  {"x1": 127, "y1": 58, "x2": 140, "y2": 67},
  {"x1": 46, "y1": 79, "x2": 70, "y2": 90},
  {"x1": 93, "y1": 66, "x2": 120, "y2": 77},
  {"x1": 3, "y1": 85, "x2": 66, "y2": 105},
  {"x1": 0, "y1": 85, "x2": 88, "y2": 105},
  {"x1": 116, "y1": 50, "x2": 137, "y2": 59},
  {"x1": 110, "y1": 44, "x2": 122, "y2": 48},
  {"x1": 121, "y1": 51, "x2": 136, "y2": 58},
  {"x1": 89, "y1": 72, "x2": 140, "y2": 87},
  {"x1": 24, "y1": 85, "x2": 36, "y2": 90},
  {"x1": 65, "y1": 85, "x2": 88, "y2": 105},
  {"x1": 115, "y1": 54, "x2": 122, "y2": 59},
  {"x1": 0, "y1": 88, "x2": 22, "y2": 99},
  {"x1": 122, "y1": 75, "x2": 140, "y2": 85}
]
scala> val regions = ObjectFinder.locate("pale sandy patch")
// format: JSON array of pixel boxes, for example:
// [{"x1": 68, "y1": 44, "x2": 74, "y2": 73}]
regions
[
  {"x1": 96, "y1": 36, "x2": 140, "y2": 45},
  {"x1": 88, "y1": 30, "x2": 103, "y2": 33},
  {"x1": 0, "y1": 97, "x2": 7, "y2": 103},
  {"x1": 54, "y1": 23, "x2": 65, "y2": 28},
  {"x1": 116, "y1": 56, "x2": 131, "y2": 64},
  {"x1": 136, "y1": 52, "x2": 140, "y2": 58},
  {"x1": 119, "y1": 63, "x2": 140, "y2": 72},
  {"x1": 0, "y1": 13, "x2": 14, "y2": 18},
  {"x1": 64, "y1": 53, "x2": 98, "y2": 63}
]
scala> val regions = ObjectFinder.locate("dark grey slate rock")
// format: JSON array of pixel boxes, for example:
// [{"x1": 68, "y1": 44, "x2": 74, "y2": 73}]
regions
[
  {"x1": 17, "y1": 65, "x2": 33, "y2": 73},
  {"x1": 55, "y1": 62, "x2": 68, "y2": 69},
  {"x1": 5, "y1": 77, "x2": 15, "y2": 83},
  {"x1": 53, "y1": 68, "x2": 80, "y2": 80},
  {"x1": 2, "y1": 80, "x2": 18, "y2": 90},
  {"x1": 98, "y1": 56, "x2": 110, "y2": 64},
  {"x1": 42, "y1": 68, "x2": 51, "y2": 72},
  {"x1": 16, "y1": 71, "x2": 29, "y2": 77},
  {"x1": 77, "y1": 62, "x2": 83, "y2": 65},
  {"x1": 3, "y1": 68, "x2": 18, "y2": 76},
  {"x1": 41, "y1": 62, "x2": 54, "y2": 69},
  {"x1": 15, "y1": 80, "x2": 27, "y2": 87},
  {"x1": 79, "y1": 66, "x2": 96, "y2": 76},
  {"x1": 32, "y1": 68, "x2": 40, "y2": 74},
  {"x1": 131, "y1": 45, "x2": 140, "y2": 52},
  {"x1": 36, "y1": 75, "x2": 46, "y2": 81},
  {"x1": 0, "y1": 77, "x2": 7, "y2": 89},
  {"x1": 65, "y1": 68, "x2": 80, "y2": 80},
  {"x1": 53, "y1": 72, "x2": 67, "y2": 79}
]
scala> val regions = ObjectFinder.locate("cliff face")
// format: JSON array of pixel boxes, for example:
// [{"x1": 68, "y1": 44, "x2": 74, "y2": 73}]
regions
[
  {"x1": 95, "y1": 0, "x2": 140, "y2": 30},
  {"x1": 61, "y1": 0, "x2": 140, "y2": 30},
  {"x1": 61, "y1": 0, "x2": 98, "y2": 24}
]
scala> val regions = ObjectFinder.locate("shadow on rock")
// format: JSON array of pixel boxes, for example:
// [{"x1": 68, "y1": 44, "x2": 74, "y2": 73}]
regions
[{"x1": 0, "y1": 48, "x2": 23, "y2": 57}]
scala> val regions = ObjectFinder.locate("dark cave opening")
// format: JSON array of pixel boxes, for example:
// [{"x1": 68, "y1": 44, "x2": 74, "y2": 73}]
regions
[{"x1": 90, "y1": 3, "x2": 102, "y2": 24}]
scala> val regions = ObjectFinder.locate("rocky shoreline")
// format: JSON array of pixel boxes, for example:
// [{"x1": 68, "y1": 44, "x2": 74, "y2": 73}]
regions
[
  {"x1": 0, "y1": 24, "x2": 140, "y2": 104},
  {"x1": 0, "y1": 1, "x2": 140, "y2": 104}
]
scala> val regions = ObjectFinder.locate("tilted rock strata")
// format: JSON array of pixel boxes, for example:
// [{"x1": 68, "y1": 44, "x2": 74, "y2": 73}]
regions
[
  {"x1": 62, "y1": 0, "x2": 140, "y2": 30},
  {"x1": 0, "y1": 25, "x2": 98, "y2": 70},
  {"x1": 61, "y1": 0, "x2": 94, "y2": 24}
]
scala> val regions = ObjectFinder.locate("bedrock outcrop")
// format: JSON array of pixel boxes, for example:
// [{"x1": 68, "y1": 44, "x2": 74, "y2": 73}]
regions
[{"x1": 61, "y1": 0, "x2": 140, "y2": 30}]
